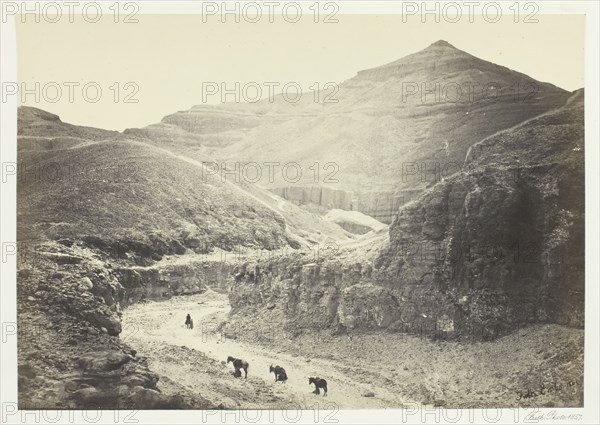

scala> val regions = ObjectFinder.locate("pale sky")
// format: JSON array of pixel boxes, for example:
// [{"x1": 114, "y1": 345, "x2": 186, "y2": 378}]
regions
[{"x1": 16, "y1": 14, "x2": 585, "y2": 131}]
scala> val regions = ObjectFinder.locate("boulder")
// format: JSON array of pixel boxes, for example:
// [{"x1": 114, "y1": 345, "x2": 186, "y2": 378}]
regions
[
  {"x1": 76, "y1": 351, "x2": 134, "y2": 373},
  {"x1": 19, "y1": 363, "x2": 37, "y2": 379},
  {"x1": 81, "y1": 277, "x2": 94, "y2": 291},
  {"x1": 85, "y1": 311, "x2": 122, "y2": 336}
]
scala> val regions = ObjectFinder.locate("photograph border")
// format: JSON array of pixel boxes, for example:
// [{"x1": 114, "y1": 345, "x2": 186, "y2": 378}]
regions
[{"x1": 1, "y1": 1, "x2": 598, "y2": 424}]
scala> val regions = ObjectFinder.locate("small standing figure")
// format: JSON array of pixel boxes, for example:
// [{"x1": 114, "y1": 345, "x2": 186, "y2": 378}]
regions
[{"x1": 185, "y1": 313, "x2": 194, "y2": 329}]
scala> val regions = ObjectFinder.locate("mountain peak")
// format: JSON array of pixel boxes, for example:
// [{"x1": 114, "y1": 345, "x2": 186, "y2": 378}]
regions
[
  {"x1": 354, "y1": 40, "x2": 472, "y2": 80},
  {"x1": 354, "y1": 39, "x2": 561, "y2": 89},
  {"x1": 428, "y1": 40, "x2": 456, "y2": 48}
]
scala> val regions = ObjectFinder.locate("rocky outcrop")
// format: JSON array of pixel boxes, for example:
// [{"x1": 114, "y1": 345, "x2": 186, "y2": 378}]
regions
[
  {"x1": 17, "y1": 241, "x2": 214, "y2": 408},
  {"x1": 117, "y1": 259, "x2": 234, "y2": 306},
  {"x1": 18, "y1": 106, "x2": 118, "y2": 141}
]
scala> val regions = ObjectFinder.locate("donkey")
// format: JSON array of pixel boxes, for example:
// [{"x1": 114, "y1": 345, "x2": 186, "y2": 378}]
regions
[
  {"x1": 227, "y1": 356, "x2": 249, "y2": 378},
  {"x1": 309, "y1": 377, "x2": 328, "y2": 396},
  {"x1": 269, "y1": 365, "x2": 288, "y2": 382}
]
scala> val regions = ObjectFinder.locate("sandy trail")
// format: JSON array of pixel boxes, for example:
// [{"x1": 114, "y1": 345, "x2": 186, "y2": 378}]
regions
[{"x1": 122, "y1": 291, "x2": 407, "y2": 409}]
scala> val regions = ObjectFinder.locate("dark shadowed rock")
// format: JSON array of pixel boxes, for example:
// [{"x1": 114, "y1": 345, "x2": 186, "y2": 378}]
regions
[
  {"x1": 363, "y1": 391, "x2": 375, "y2": 397},
  {"x1": 85, "y1": 311, "x2": 122, "y2": 336},
  {"x1": 76, "y1": 351, "x2": 134, "y2": 373}
]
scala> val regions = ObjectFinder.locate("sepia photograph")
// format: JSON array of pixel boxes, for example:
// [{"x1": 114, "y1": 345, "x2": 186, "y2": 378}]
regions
[{"x1": 0, "y1": 1, "x2": 598, "y2": 423}]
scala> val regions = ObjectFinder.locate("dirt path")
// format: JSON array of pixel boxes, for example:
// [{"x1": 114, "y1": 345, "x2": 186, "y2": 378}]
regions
[{"x1": 122, "y1": 291, "x2": 408, "y2": 409}]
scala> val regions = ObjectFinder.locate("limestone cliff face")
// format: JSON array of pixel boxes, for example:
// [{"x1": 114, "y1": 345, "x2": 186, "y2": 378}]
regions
[
  {"x1": 354, "y1": 190, "x2": 423, "y2": 224},
  {"x1": 228, "y1": 255, "x2": 373, "y2": 331},
  {"x1": 228, "y1": 250, "x2": 463, "y2": 337},
  {"x1": 269, "y1": 186, "x2": 353, "y2": 211},
  {"x1": 269, "y1": 186, "x2": 422, "y2": 224},
  {"x1": 117, "y1": 260, "x2": 234, "y2": 306},
  {"x1": 161, "y1": 107, "x2": 263, "y2": 136},
  {"x1": 230, "y1": 92, "x2": 584, "y2": 340}
]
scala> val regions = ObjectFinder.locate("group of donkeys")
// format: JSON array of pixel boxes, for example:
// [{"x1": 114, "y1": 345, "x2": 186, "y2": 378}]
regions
[
  {"x1": 185, "y1": 313, "x2": 328, "y2": 396},
  {"x1": 226, "y1": 356, "x2": 329, "y2": 396}
]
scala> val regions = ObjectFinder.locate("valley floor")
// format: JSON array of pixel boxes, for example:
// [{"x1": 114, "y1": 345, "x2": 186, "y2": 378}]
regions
[{"x1": 122, "y1": 291, "x2": 584, "y2": 409}]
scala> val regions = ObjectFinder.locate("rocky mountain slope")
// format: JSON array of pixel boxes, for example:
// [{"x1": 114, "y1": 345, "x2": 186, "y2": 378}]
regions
[
  {"x1": 137, "y1": 41, "x2": 571, "y2": 222},
  {"x1": 18, "y1": 139, "x2": 291, "y2": 264},
  {"x1": 230, "y1": 89, "x2": 584, "y2": 340}
]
